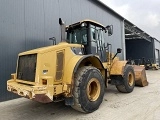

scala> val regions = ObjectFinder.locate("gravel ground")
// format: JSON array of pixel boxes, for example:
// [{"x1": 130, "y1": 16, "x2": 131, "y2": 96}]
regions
[{"x1": 0, "y1": 70, "x2": 160, "y2": 120}]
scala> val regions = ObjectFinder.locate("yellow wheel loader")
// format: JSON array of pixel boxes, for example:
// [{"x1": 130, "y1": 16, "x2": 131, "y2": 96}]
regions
[
  {"x1": 139, "y1": 58, "x2": 159, "y2": 70},
  {"x1": 7, "y1": 18, "x2": 148, "y2": 113}
]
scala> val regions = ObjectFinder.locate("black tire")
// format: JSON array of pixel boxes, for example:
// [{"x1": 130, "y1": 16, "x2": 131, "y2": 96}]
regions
[
  {"x1": 71, "y1": 66, "x2": 105, "y2": 113},
  {"x1": 116, "y1": 65, "x2": 135, "y2": 93}
]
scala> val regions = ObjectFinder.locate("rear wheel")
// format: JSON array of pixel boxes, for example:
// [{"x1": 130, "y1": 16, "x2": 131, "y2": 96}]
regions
[
  {"x1": 116, "y1": 65, "x2": 135, "y2": 93},
  {"x1": 71, "y1": 66, "x2": 105, "y2": 113}
]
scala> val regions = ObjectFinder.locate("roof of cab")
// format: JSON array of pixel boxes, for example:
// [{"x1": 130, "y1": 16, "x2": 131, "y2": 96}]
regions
[{"x1": 67, "y1": 19, "x2": 106, "y2": 30}]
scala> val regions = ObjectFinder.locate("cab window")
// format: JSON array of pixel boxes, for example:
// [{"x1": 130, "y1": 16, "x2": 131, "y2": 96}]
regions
[{"x1": 67, "y1": 27, "x2": 87, "y2": 45}]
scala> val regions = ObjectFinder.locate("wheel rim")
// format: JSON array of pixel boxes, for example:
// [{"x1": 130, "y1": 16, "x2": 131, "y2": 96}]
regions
[
  {"x1": 128, "y1": 72, "x2": 134, "y2": 86},
  {"x1": 86, "y1": 78, "x2": 100, "y2": 101}
]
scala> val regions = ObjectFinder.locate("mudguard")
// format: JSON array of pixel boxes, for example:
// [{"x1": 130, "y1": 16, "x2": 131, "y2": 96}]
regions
[
  {"x1": 63, "y1": 55, "x2": 83, "y2": 84},
  {"x1": 63, "y1": 55, "x2": 104, "y2": 84},
  {"x1": 110, "y1": 61, "x2": 127, "y2": 75}
]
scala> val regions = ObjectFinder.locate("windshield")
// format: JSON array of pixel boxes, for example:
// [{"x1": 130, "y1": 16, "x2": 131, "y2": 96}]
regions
[{"x1": 67, "y1": 27, "x2": 87, "y2": 45}]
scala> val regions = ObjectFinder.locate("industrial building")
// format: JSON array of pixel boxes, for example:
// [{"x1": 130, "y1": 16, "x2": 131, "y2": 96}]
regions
[{"x1": 0, "y1": 0, "x2": 159, "y2": 102}]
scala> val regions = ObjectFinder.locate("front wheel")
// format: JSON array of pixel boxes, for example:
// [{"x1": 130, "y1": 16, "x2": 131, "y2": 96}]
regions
[
  {"x1": 71, "y1": 66, "x2": 105, "y2": 113},
  {"x1": 116, "y1": 65, "x2": 135, "y2": 93}
]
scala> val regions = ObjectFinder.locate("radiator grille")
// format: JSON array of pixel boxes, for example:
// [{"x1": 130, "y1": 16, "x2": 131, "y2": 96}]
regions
[
  {"x1": 17, "y1": 54, "x2": 37, "y2": 82},
  {"x1": 56, "y1": 51, "x2": 64, "y2": 80}
]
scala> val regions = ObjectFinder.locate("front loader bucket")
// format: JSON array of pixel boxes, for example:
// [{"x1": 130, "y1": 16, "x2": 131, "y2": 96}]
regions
[{"x1": 132, "y1": 65, "x2": 148, "y2": 87}]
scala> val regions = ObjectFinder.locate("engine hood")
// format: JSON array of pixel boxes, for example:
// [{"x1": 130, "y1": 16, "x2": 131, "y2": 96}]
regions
[{"x1": 19, "y1": 42, "x2": 82, "y2": 55}]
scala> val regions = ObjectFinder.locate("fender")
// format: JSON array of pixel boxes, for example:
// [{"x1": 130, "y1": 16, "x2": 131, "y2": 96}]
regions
[
  {"x1": 63, "y1": 55, "x2": 104, "y2": 85},
  {"x1": 110, "y1": 61, "x2": 127, "y2": 75},
  {"x1": 74, "y1": 55, "x2": 104, "y2": 73}
]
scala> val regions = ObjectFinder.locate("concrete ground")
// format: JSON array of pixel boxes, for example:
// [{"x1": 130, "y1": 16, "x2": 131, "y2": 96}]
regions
[{"x1": 1, "y1": 70, "x2": 160, "y2": 120}]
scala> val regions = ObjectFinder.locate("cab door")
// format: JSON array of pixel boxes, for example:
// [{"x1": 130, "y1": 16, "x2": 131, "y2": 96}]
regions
[{"x1": 89, "y1": 25, "x2": 107, "y2": 62}]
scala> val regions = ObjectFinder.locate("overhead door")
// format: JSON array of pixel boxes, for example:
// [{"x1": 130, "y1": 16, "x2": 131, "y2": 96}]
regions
[{"x1": 155, "y1": 49, "x2": 160, "y2": 66}]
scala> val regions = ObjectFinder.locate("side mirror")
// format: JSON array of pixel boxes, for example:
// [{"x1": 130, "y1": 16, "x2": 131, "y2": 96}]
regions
[
  {"x1": 117, "y1": 48, "x2": 122, "y2": 53},
  {"x1": 112, "y1": 48, "x2": 122, "y2": 60},
  {"x1": 49, "y1": 37, "x2": 56, "y2": 45},
  {"x1": 106, "y1": 25, "x2": 113, "y2": 36}
]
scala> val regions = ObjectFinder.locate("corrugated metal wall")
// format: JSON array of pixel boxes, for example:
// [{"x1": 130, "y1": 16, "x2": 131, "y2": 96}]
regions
[
  {"x1": 0, "y1": 0, "x2": 123, "y2": 101},
  {"x1": 126, "y1": 39, "x2": 154, "y2": 64}
]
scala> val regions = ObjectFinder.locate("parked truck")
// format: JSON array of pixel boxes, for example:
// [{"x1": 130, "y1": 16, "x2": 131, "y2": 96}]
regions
[{"x1": 7, "y1": 18, "x2": 148, "y2": 113}]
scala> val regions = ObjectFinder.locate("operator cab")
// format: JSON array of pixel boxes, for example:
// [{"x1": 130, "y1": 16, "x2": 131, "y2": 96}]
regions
[{"x1": 66, "y1": 20, "x2": 113, "y2": 62}]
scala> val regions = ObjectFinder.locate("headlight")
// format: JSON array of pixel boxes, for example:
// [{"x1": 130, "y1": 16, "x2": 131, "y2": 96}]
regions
[
  {"x1": 71, "y1": 47, "x2": 83, "y2": 55},
  {"x1": 81, "y1": 22, "x2": 87, "y2": 27},
  {"x1": 11, "y1": 73, "x2": 16, "y2": 80}
]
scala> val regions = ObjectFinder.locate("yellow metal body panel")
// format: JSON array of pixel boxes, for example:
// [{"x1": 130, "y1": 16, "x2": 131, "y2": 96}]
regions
[
  {"x1": 64, "y1": 55, "x2": 82, "y2": 84},
  {"x1": 7, "y1": 42, "x2": 84, "y2": 102},
  {"x1": 110, "y1": 61, "x2": 127, "y2": 75}
]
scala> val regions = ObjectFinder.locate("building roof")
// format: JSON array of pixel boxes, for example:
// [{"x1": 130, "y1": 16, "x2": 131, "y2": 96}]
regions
[{"x1": 93, "y1": 0, "x2": 155, "y2": 42}]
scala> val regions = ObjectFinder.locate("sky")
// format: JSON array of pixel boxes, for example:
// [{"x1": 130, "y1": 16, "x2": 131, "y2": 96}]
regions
[{"x1": 100, "y1": 0, "x2": 160, "y2": 40}]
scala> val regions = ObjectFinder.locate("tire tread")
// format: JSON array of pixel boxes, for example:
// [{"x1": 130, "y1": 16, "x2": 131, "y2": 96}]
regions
[
  {"x1": 71, "y1": 66, "x2": 102, "y2": 113},
  {"x1": 116, "y1": 65, "x2": 135, "y2": 93}
]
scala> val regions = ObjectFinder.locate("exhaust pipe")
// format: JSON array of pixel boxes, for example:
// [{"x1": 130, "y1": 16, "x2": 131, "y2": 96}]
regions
[{"x1": 59, "y1": 18, "x2": 66, "y2": 42}]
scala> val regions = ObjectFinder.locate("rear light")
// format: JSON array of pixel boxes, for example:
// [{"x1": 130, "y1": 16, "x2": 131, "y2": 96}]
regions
[
  {"x1": 11, "y1": 74, "x2": 16, "y2": 80},
  {"x1": 42, "y1": 79, "x2": 47, "y2": 85}
]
